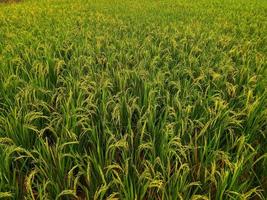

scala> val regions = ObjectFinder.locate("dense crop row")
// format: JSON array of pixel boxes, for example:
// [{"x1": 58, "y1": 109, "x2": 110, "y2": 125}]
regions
[{"x1": 0, "y1": 0, "x2": 267, "y2": 199}]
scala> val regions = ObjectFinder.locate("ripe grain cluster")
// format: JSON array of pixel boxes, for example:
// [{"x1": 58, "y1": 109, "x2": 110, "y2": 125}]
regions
[{"x1": 0, "y1": 0, "x2": 266, "y2": 199}]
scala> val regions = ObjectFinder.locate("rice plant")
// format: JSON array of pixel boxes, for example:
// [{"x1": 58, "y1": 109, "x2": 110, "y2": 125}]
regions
[{"x1": 0, "y1": 0, "x2": 266, "y2": 199}]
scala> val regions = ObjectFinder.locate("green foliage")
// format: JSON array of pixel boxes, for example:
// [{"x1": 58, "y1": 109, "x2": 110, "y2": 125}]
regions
[{"x1": 0, "y1": 0, "x2": 266, "y2": 199}]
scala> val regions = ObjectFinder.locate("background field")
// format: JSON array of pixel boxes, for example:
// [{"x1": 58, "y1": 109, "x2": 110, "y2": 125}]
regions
[{"x1": 0, "y1": 0, "x2": 267, "y2": 199}]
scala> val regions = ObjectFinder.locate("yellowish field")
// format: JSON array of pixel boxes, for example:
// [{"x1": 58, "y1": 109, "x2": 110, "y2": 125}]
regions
[{"x1": 0, "y1": 0, "x2": 267, "y2": 199}]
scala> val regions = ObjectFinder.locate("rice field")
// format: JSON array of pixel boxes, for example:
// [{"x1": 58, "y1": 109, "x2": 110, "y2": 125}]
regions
[{"x1": 0, "y1": 0, "x2": 267, "y2": 199}]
